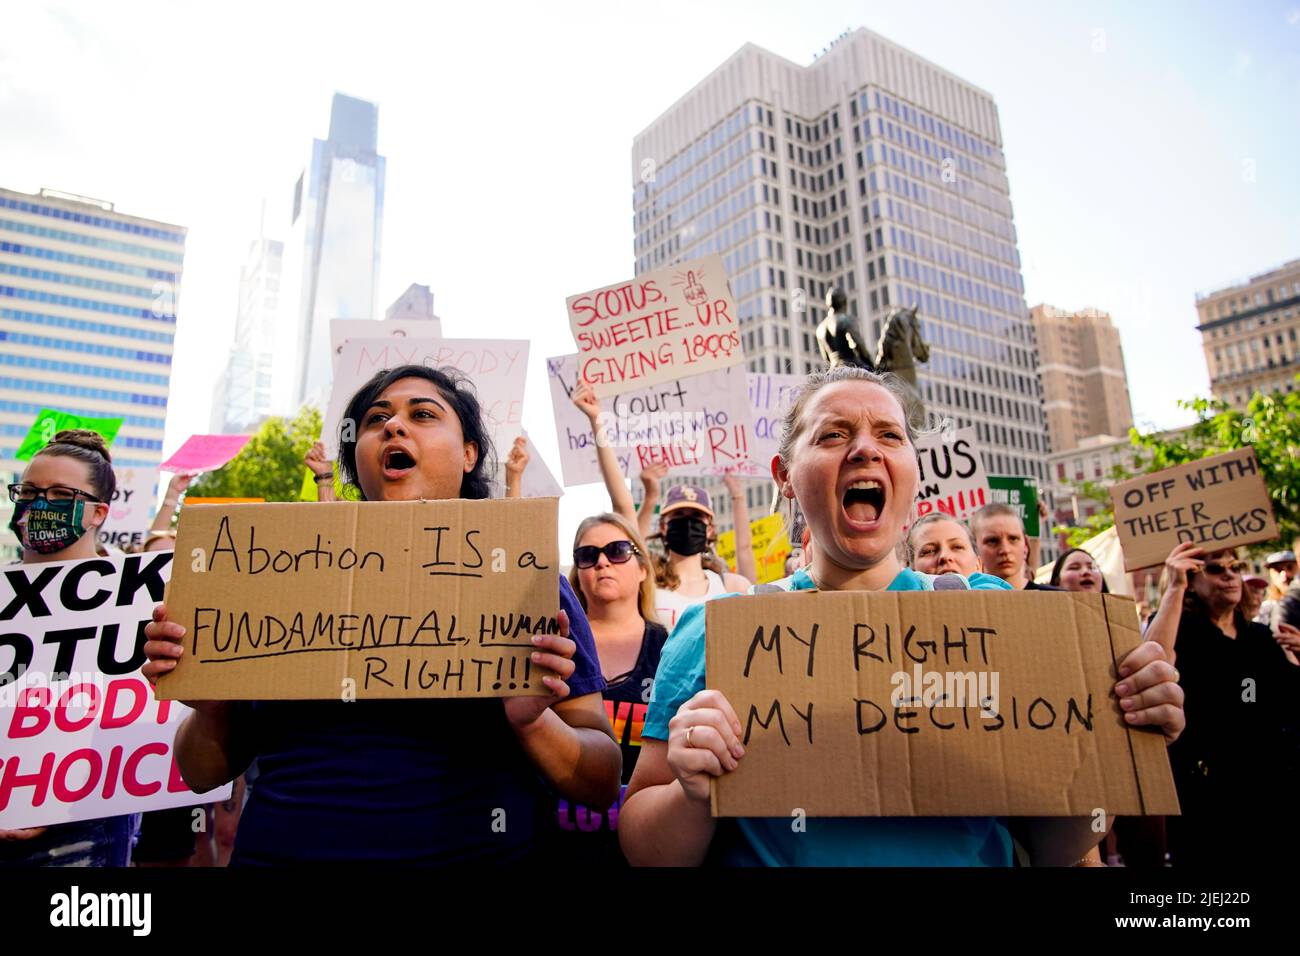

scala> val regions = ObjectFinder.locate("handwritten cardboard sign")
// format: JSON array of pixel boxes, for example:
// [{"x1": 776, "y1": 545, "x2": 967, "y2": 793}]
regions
[
  {"x1": 706, "y1": 590, "x2": 1178, "y2": 817},
  {"x1": 1109, "y1": 447, "x2": 1278, "y2": 571},
  {"x1": 160, "y1": 435, "x2": 251, "y2": 473},
  {"x1": 0, "y1": 553, "x2": 230, "y2": 829},
  {"x1": 321, "y1": 337, "x2": 527, "y2": 461},
  {"x1": 157, "y1": 498, "x2": 560, "y2": 701},
  {"x1": 97, "y1": 466, "x2": 159, "y2": 552},
  {"x1": 16, "y1": 408, "x2": 123, "y2": 461},
  {"x1": 716, "y1": 514, "x2": 791, "y2": 584},
  {"x1": 546, "y1": 353, "x2": 757, "y2": 483},
  {"x1": 988, "y1": 476, "x2": 1039, "y2": 537},
  {"x1": 913, "y1": 428, "x2": 989, "y2": 521},
  {"x1": 566, "y1": 255, "x2": 742, "y2": 398},
  {"x1": 330, "y1": 318, "x2": 444, "y2": 374}
]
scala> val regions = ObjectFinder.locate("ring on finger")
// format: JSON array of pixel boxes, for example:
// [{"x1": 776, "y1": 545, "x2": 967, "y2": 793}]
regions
[{"x1": 685, "y1": 726, "x2": 694, "y2": 748}]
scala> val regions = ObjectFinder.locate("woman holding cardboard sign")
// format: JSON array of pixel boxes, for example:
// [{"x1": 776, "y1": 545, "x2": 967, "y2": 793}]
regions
[
  {"x1": 619, "y1": 367, "x2": 1186, "y2": 866},
  {"x1": 142, "y1": 365, "x2": 620, "y2": 865},
  {"x1": 1144, "y1": 543, "x2": 1300, "y2": 866}
]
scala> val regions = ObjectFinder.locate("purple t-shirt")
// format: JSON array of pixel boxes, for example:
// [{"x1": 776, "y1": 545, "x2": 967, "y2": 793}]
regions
[{"x1": 229, "y1": 576, "x2": 606, "y2": 865}]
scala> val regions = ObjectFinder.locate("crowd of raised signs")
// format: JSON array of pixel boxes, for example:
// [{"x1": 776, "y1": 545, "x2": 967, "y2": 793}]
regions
[{"x1": 3, "y1": 360, "x2": 1298, "y2": 869}]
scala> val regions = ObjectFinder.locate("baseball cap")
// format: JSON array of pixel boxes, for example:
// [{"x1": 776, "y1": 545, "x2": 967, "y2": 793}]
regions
[
  {"x1": 1265, "y1": 550, "x2": 1297, "y2": 567},
  {"x1": 660, "y1": 484, "x2": 714, "y2": 519}
]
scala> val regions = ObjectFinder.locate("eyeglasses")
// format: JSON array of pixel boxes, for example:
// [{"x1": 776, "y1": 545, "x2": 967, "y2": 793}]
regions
[
  {"x1": 7, "y1": 483, "x2": 103, "y2": 504},
  {"x1": 573, "y1": 540, "x2": 640, "y2": 569},
  {"x1": 1202, "y1": 560, "x2": 1247, "y2": 576}
]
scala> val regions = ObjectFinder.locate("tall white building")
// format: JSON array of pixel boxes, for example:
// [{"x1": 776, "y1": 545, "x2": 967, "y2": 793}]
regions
[
  {"x1": 211, "y1": 231, "x2": 284, "y2": 433},
  {"x1": 279, "y1": 92, "x2": 386, "y2": 412},
  {"x1": 632, "y1": 29, "x2": 1048, "y2": 518},
  {"x1": 0, "y1": 185, "x2": 185, "y2": 549}
]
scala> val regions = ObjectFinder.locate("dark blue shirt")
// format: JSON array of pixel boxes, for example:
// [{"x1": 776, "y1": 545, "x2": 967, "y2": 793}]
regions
[{"x1": 229, "y1": 576, "x2": 606, "y2": 865}]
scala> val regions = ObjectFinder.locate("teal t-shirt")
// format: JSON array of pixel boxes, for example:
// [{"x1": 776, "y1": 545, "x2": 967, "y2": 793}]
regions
[{"x1": 643, "y1": 566, "x2": 1016, "y2": 866}]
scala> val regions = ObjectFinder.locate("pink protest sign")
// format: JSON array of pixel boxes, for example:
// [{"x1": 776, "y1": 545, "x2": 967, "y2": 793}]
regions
[{"x1": 160, "y1": 434, "x2": 251, "y2": 473}]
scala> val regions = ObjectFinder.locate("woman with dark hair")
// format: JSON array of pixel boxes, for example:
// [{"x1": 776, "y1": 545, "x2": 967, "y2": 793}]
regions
[
  {"x1": 557, "y1": 511, "x2": 668, "y2": 863},
  {"x1": 142, "y1": 365, "x2": 621, "y2": 864},
  {"x1": 1144, "y1": 542, "x2": 1300, "y2": 865},
  {"x1": 619, "y1": 366, "x2": 1185, "y2": 866},
  {"x1": 1, "y1": 430, "x2": 139, "y2": 866},
  {"x1": 1049, "y1": 548, "x2": 1109, "y2": 593}
]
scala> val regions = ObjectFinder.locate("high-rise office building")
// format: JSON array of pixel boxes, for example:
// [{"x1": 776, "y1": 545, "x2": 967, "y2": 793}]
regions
[
  {"x1": 384, "y1": 282, "x2": 441, "y2": 331},
  {"x1": 211, "y1": 228, "x2": 284, "y2": 433},
  {"x1": 281, "y1": 92, "x2": 385, "y2": 410},
  {"x1": 0, "y1": 185, "x2": 185, "y2": 546},
  {"x1": 1196, "y1": 257, "x2": 1300, "y2": 409},
  {"x1": 1029, "y1": 304, "x2": 1133, "y2": 453},
  {"x1": 632, "y1": 29, "x2": 1047, "y2": 523}
]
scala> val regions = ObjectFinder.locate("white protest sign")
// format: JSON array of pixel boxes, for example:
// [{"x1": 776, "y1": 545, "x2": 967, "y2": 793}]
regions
[
  {"x1": 96, "y1": 467, "x2": 159, "y2": 553},
  {"x1": 913, "y1": 427, "x2": 990, "y2": 521},
  {"x1": 322, "y1": 338, "x2": 528, "y2": 460},
  {"x1": 330, "y1": 318, "x2": 445, "y2": 375},
  {"x1": 739, "y1": 372, "x2": 803, "y2": 479},
  {"x1": 0, "y1": 553, "x2": 230, "y2": 828},
  {"x1": 546, "y1": 354, "x2": 758, "y2": 483},
  {"x1": 516, "y1": 434, "x2": 563, "y2": 500},
  {"x1": 566, "y1": 255, "x2": 742, "y2": 398}
]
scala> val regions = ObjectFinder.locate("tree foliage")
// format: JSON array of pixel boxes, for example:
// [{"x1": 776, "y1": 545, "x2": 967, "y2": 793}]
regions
[
  {"x1": 186, "y1": 405, "x2": 322, "y2": 502},
  {"x1": 1052, "y1": 378, "x2": 1300, "y2": 551}
]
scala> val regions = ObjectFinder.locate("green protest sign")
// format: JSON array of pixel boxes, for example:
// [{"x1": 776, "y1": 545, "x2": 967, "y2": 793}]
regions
[
  {"x1": 988, "y1": 475, "x2": 1039, "y2": 536},
  {"x1": 15, "y1": 409, "x2": 124, "y2": 461}
]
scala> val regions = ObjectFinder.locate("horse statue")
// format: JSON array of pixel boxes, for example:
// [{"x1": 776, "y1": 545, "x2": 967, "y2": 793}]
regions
[
  {"x1": 815, "y1": 288, "x2": 875, "y2": 370},
  {"x1": 874, "y1": 305, "x2": 929, "y2": 390}
]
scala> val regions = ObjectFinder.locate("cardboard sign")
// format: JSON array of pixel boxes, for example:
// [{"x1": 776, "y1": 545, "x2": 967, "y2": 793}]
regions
[
  {"x1": 716, "y1": 514, "x2": 792, "y2": 584},
  {"x1": 183, "y1": 497, "x2": 265, "y2": 505},
  {"x1": 988, "y1": 476, "x2": 1039, "y2": 537},
  {"x1": 1109, "y1": 447, "x2": 1278, "y2": 571},
  {"x1": 321, "y1": 337, "x2": 527, "y2": 461},
  {"x1": 546, "y1": 354, "x2": 757, "y2": 483},
  {"x1": 913, "y1": 428, "x2": 989, "y2": 521},
  {"x1": 97, "y1": 467, "x2": 160, "y2": 552},
  {"x1": 566, "y1": 255, "x2": 742, "y2": 398},
  {"x1": 705, "y1": 590, "x2": 1178, "y2": 817},
  {"x1": 160, "y1": 434, "x2": 251, "y2": 473},
  {"x1": 157, "y1": 498, "x2": 560, "y2": 701},
  {"x1": 330, "y1": 318, "x2": 444, "y2": 374},
  {"x1": 0, "y1": 553, "x2": 230, "y2": 829},
  {"x1": 16, "y1": 408, "x2": 123, "y2": 461},
  {"x1": 745, "y1": 373, "x2": 803, "y2": 476}
]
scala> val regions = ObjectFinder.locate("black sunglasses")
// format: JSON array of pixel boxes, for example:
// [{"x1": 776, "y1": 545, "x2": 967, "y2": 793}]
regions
[
  {"x1": 1202, "y1": 560, "x2": 1247, "y2": 576},
  {"x1": 574, "y1": 540, "x2": 640, "y2": 569}
]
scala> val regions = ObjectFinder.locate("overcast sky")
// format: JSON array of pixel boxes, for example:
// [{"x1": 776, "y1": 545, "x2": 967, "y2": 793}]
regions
[{"x1": 3, "y1": 0, "x2": 1297, "y2": 539}]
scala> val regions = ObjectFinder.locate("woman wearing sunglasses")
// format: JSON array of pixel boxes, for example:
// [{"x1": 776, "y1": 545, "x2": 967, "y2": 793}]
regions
[
  {"x1": 1145, "y1": 543, "x2": 1300, "y2": 866},
  {"x1": 557, "y1": 513, "x2": 668, "y2": 864},
  {"x1": 1, "y1": 429, "x2": 141, "y2": 867}
]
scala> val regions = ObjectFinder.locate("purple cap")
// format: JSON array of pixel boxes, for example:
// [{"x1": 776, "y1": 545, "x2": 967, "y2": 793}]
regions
[{"x1": 661, "y1": 484, "x2": 714, "y2": 519}]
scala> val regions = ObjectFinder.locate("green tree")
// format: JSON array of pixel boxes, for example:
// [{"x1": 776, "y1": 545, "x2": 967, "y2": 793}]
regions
[
  {"x1": 1050, "y1": 378, "x2": 1300, "y2": 550},
  {"x1": 186, "y1": 405, "x2": 322, "y2": 502}
]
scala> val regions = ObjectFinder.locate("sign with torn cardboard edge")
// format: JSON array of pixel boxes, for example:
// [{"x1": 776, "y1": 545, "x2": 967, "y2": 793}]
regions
[
  {"x1": 1109, "y1": 447, "x2": 1278, "y2": 571},
  {"x1": 566, "y1": 255, "x2": 742, "y2": 398},
  {"x1": 705, "y1": 590, "x2": 1178, "y2": 818},
  {"x1": 157, "y1": 498, "x2": 560, "y2": 701}
]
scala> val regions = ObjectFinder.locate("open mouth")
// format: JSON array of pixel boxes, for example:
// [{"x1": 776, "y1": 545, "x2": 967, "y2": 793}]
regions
[
  {"x1": 382, "y1": 446, "x2": 417, "y2": 480},
  {"x1": 842, "y1": 479, "x2": 885, "y2": 526}
]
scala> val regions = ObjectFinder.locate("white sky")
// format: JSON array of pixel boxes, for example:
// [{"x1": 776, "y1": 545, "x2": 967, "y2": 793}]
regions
[{"x1": 3, "y1": 0, "x2": 1297, "y2": 543}]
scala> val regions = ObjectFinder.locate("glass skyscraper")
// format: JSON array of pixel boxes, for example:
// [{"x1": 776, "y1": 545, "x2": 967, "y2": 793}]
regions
[
  {"x1": 211, "y1": 231, "x2": 284, "y2": 433},
  {"x1": 632, "y1": 29, "x2": 1048, "y2": 520},
  {"x1": 282, "y1": 92, "x2": 386, "y2": 409},
  {"x1": 0, "y1": 185, "x2": 185, "y2": 551}
]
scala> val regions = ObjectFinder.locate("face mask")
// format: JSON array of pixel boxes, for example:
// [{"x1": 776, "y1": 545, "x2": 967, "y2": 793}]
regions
[
  {"x1": 9, "y1": 497, "x2": 90, "y2": 555},
  {"x1": 665, "y1": 515, "x2": 709, "y2": 556}
]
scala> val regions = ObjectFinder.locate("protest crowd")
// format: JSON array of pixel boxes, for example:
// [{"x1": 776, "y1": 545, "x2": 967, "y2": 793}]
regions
[{"x1": 3, "y1": 293, "x2": 1299, "y2": 870}]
